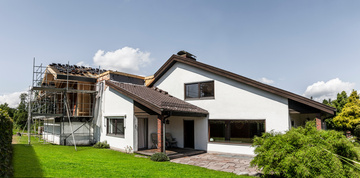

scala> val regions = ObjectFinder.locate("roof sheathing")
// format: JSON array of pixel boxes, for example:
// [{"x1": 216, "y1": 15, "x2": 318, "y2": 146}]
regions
[
  {"x1": 149, "y1": 55, "x2": 336, "y2": 115},
  {"x1": 98, "y1": 70, "x2": 145, "y2": 80}
]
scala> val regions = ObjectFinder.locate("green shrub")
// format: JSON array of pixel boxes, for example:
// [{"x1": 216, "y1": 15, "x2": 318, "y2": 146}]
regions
[
  {"x1": 251, "y1": 121, "x2": 360, "y2": 178},
  {"x1": 0, "y1": 109, "x2": 13, "y2": 177},
  {"x1": 150, "y1": 152, "x2": 169, "y2": 162},
  {"x1": 93, "y1": 141, "x2": 110, "y2": 149},
  {"x1": 354, "y1": 125, "x2": 360, "y2": 138}
]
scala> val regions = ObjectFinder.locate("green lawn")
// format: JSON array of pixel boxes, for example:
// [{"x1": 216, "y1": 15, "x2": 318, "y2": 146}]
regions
[{"x1": 13, "y1": 136, "x2": 249, "y2": 177}]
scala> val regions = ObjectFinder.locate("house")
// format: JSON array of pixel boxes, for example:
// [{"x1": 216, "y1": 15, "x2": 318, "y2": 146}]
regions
[
  {"x1": 34, "y1": 63, "x2": 144, "y2": 145},
  {"x1": 36, "y1": 52, "x2": 335, "y2": 155}
]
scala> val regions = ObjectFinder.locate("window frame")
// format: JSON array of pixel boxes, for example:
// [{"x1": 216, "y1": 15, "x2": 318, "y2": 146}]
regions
[
  {"x1": 106, "y1": 117, "x2": 125, "y2": 138},
  {"x1": 208, "y1": 119, "x2": 266, "y2": 144},
  {"x1": 184, "y1": 80, "x2": 215, "y2": 100}
]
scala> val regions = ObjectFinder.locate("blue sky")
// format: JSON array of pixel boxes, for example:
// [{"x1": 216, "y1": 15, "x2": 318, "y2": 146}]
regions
[{"x1": 1, "y1": 0, "x2": 359, "y2": 107}]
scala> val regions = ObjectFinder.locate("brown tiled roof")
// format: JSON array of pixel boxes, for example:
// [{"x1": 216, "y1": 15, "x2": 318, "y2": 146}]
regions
[
  {"x1": 105, "y1": 80, "x2": 208, "y2": 116},
  {"x1": 148, "y1": 55, "x2": 336, "y2": 115}
]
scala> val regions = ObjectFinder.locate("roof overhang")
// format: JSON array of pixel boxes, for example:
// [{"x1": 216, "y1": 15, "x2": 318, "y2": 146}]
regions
[{"x1": 105, "y1": 80, "x2": 208, "y2": 117}]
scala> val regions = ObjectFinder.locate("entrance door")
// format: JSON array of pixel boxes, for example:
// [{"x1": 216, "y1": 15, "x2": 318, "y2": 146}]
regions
[
  {"x1": 138, "y1": 118, "x2": 148, "y2": 150},
  {"x1": 184, "y1": 120, "x2": 194, "y2": 148}
]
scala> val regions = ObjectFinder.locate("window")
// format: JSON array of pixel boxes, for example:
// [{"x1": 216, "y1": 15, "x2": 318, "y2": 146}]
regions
[
  {"x1": 106, "y1": 117, "x2": 125, "y2": 138},
  {"x1": 185, "y1": 81, "x2": 214, "y2": 99},
  {"x1": 209, "y1": 120, "x2": 265, "y2": 144}
]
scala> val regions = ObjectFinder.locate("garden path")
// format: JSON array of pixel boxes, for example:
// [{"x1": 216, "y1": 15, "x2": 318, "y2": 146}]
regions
[{"x1": 171, "y1": 152, "x2": 261, "y2": 176}]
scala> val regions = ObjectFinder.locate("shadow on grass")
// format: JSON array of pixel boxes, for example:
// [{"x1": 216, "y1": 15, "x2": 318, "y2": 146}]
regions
[{"x1": 13, "y1": 144, "x2": 43, "y2": 177}]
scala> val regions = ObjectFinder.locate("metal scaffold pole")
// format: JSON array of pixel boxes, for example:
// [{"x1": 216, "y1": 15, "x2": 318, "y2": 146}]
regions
[
  {"x1": 28, "y1": 58, "x2": 36, "y2": 145},
  {"x1": 28, "y1": 90, "x2": 32, "y2": 145},
  {"x1": 65, "y1": 93, "x2": 77, "y2": 151}
]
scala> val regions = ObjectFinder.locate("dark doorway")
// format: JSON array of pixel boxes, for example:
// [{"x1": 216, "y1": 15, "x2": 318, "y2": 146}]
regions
[
  {"x1": 184, "y1": 120, "x2": 194, "y2": 148},
  {"x1": 138, "y1": 118, "x2": 148, "y2": 150}
]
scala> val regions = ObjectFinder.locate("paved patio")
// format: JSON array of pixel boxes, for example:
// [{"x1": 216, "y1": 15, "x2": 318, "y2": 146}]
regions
[
  {"x1": 136, "y1": 148, "x2": 206, "y2": 159},
  {"x1": 170, "y1": 152, "x2": 261, "y2": 176}
]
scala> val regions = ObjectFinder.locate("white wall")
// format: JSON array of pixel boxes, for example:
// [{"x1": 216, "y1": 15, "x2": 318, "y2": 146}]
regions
[
  {"x1": 153, "y1": 62, "x2": 290, "y2": 154},
  {"x1": 43, "y1": 122, "x2": 61, "y2": 144},
  {"x1": 62, "y1": 121, "x2": 93, "y2": 145},
  {"x1": 43, "y1": 121, "x2": 92, "y2": 145},
  {"x1": 100, "y1": 87, "x2": 135, "y2": 152},
  {"x1": 208, "y1": 143, "x2": 256, "y2": 155}
]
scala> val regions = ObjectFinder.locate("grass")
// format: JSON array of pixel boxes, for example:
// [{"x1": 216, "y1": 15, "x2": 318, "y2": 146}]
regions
[{"x1": 13, "y1": 136, "x2": 250, "y2": 177}]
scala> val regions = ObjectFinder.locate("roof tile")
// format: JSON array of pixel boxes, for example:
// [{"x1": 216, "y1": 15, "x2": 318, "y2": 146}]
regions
[{"x1": 106, "y1": 80, "x2": 208, "y2": 115}]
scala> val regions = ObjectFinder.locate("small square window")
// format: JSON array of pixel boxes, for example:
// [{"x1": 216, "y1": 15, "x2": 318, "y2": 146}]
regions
[
  {"x1": 106, "y1": 117, "x2": 125, "y2": 138},
  {"x1": 185, "y1": 83, "x2": 199, "y2": 98},
  {"x1": 200, "y1": 82, "x2": 214, "y2": 97},
  {"x1": 185, "y1": 81, "x2": 214, "y2": 99}
]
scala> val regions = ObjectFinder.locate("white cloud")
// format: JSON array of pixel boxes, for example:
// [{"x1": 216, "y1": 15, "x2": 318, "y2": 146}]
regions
[
  {"x1": 260, "y1": 77, "x2": 274, "y2": 84},
  {"x1": 76, "y1": 61, "x2": 90, "y2": 67},
  {"x1": 0, "y1": 91, "x2": 26, "y2": 108},
  {"x1": 92, "y1": 47, "x2": 151, "y2": 74},
  {"x1": 303, "y1": 78, "x2": 355, "y2": 102}
]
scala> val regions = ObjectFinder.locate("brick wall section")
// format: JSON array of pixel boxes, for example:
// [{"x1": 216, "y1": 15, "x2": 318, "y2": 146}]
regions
[
  {"x1": 316, "y1": 113, "x2": 322, "y2": 130},
  {"x1": 157, "y1": 115, "x2": 164, "y2": 152}
]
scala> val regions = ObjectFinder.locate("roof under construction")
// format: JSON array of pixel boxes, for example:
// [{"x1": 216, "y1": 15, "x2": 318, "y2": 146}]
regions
[{"x1": 49, "y1": 63, "x2": 107, "y2": 77}]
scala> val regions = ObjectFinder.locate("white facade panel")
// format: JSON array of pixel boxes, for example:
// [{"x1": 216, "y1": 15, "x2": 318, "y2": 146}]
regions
[
  {"x1": 43, "y1": 122, "x2": 61, "y2": 145},
  {"x1": 100, "y1": 87, "x2": 135, "y2": 152},
  {"x1": 208, "y1": 143, "x2": 256, "y2": 155}
]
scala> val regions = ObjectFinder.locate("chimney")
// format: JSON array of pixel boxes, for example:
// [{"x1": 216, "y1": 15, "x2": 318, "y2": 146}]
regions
[{"x1": 177, "y1": 50, "x2": 196, "y2": 60}]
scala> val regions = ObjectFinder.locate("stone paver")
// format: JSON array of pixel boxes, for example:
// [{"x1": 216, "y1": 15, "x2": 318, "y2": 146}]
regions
[{"x1": 170, "y1": 152, "x2": 261, "y2": 176}]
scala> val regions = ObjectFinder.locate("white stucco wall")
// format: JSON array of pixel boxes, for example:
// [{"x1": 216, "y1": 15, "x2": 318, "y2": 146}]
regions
[
  {"x1": 100, "y1": 87, "x2": 135, "y2": 152},
  {"x1": 153, "y1": 62, "x2": 290, "y2": 155}
]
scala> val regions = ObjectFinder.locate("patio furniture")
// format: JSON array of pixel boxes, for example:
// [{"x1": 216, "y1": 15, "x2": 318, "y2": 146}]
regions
[
  {"x1": 166, "y1": 133, "x2": 177, "y2": 148},
  {"x1": 151, "y1": 133, "x2": 158, "y2": 148}
]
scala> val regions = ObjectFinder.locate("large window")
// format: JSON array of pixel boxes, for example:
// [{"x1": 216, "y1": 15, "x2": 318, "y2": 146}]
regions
[
  {"x1": 185, "y1": 81, "x2": 214, "y2": 99},
  {"x1": 106, "y1": 117, "x2": 125, "y2": 138},
  {"x1": 209, "y1": 120, "x2": 265, "y2": 144}
]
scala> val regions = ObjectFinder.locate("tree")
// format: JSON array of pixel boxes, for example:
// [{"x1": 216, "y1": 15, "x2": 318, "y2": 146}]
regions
[
  {"x1": 251, "y1": 121, "x2": 360, "y2": 177},
  {"x1": 332, "y1": 90, "x2": 360, "y2": 130},
  {"x1": 333, "y1": 91, "x2": 349, "y2": 114},
  {"x1": 322, "y1": 91, "x2": 348, "y2": 114},
  {"x1": 0, "y1": 103, "x2": 15, "y2": 118},
  {"x1": 322, "y1": 98, "x2": 332, "y2": 106},
  {"x1": 13, "y1": 93, "x2": 28, "y2": 129},
  {"x1": 323, "y1": 91, "x2": 349, "y2": 130}
]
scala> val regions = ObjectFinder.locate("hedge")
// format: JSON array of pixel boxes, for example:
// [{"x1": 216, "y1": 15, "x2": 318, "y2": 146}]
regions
[{"x1": 0, "y1": 109, "x2": 13, "y2": 177}]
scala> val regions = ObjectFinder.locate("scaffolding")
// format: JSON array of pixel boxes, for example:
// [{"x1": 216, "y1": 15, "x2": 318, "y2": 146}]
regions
[{"x1": 26, "y1": 59, "x2": 99, "y2": 150}]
